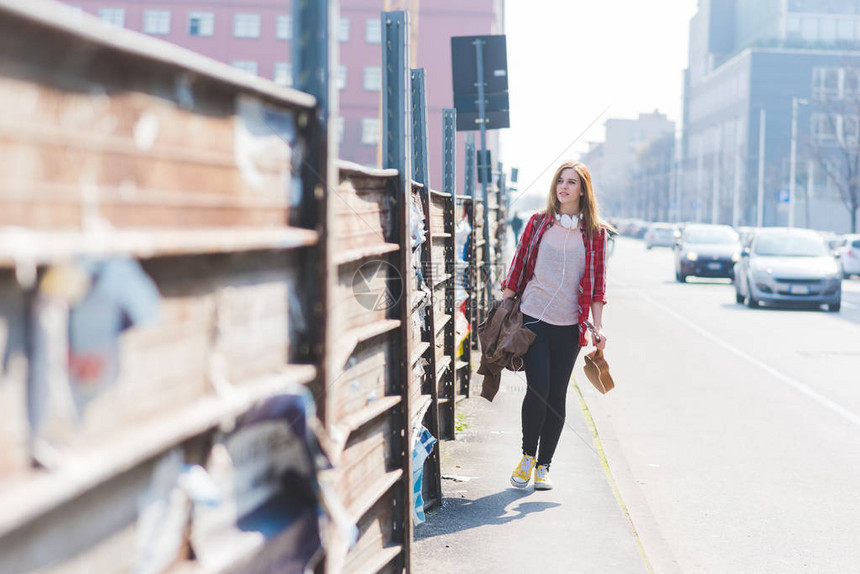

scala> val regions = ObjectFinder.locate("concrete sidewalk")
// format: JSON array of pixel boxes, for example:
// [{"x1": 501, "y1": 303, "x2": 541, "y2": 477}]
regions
[{"x1": 412, "y1": 368, "x2": 652, "y2": 573}]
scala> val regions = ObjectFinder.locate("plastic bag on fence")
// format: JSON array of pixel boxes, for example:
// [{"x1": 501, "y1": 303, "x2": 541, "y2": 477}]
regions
[
  {"x1": 455, "y1": 217, "x2": 472, "y2": 261},
  {"x1": 455, "y1": 300, "x2": 471, "y2": 358},
  {"x1": 412, "y1": 357, "x2": 429, "y2": 387},
  {"x1": 413, "y1": 245, "x2": 430, "y2": 294},
  {"x1": 411, "y1": 424, "x2": 437, "y2": 525},
  {"x1": 410, "y1": 194, "x2": 427, "y2": 249}
]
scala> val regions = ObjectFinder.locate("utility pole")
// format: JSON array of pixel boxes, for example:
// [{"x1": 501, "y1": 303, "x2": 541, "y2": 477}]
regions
[
  {"x1": 757, "y1": 109, "x2": 765, "y2": 227},
  {"x1": 696, "y1": 137, "x2": 703, "y2": 223},
  {"x1": 473, "y1": 38, "x2": 490, "y2": 275},
  {"x1": 732, "y1": 119, "x2": 742, "y2": 228},
  {"x1": 789, "y1": 96, "x2": 807, "y2": 228},
  {"x1": 712, "y1": 126, "x2": 721, "y2": 224}
]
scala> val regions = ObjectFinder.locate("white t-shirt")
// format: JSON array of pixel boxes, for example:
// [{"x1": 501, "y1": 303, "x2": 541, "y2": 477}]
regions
[{"x1": 520, "y1": 224, "x2": 586, "y2": 326}]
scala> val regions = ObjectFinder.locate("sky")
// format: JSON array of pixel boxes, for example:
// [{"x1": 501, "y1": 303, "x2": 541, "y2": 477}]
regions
[{"x1": 500, "y1": 0, "x2": 699, "y2": 210}]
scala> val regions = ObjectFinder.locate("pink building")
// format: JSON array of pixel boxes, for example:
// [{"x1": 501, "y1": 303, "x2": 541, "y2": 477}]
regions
[{"x1": 60, "y1": 0, "x2": 504, "y2": 189}]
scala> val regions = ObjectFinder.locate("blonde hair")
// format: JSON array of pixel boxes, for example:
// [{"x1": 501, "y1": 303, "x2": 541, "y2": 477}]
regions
[{"x1": 544, "y1": 161, "x2": 610, "y2": 238}]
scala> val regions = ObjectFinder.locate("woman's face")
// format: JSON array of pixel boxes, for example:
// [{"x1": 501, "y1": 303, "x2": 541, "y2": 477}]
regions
[{"x1": 556, "y1": 168, "x2": 582, "y2": 210}]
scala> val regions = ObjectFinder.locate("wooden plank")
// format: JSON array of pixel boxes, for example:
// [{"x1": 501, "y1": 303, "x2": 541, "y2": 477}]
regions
[
  {"x1": 343, "y1": 485, "x2": 400, "y2": 573},
  {"x1": 334, "y1": 243, "x2": 400, "y2": 267},
  {"x1": 434, "y1": 314, "x2": 451, "y2": 335},
  {"x1": 337, "y1": 420, "x2": 394, "y2": 512},
  {"x1": 435, "y1": 356, "x2": 452, "y2": 379},
  {"x1": 335, "y1": 396, "x2": 401, "y2": 440},
  {"x1": 333, "y1": 339, "x2": 390, "y2": 423},
  {"x1": 0, "y1": 369, "x2": 313, "y2": 538},
  {"x1": 330, "y1": 320, "x2": 400, "y2": 377},
  {"x1": 433, "y1": 272, "x2": 452, "y2": 287},
  {"x1": 410, "y1": 341, "x2": 430, "y2": 366},
  {"x1": 0, "y1": 227, "x2": 319, "y2": 267},
  {"x1": 0, "y1": 76, "x2": 300, "y2": 230},
  {"x1": 333, "y1": 259, "x2": 398, "y2": 333},
  {"x1": 347, "y1": 464, "x2": 402, "y2": 524},
  {"x1": 346, "y1": 545, "x2": 402, "y2": 574}
]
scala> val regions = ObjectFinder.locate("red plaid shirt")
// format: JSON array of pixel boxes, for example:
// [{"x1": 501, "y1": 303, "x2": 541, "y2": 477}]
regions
[{"x1": 501, "y1": 213, "x2": 608, "y2": 346}]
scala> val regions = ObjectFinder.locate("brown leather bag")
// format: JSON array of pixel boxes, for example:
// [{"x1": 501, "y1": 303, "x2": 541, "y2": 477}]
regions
[{"x1": 582, "y1": 322, "x2": 615, "y2": 394}]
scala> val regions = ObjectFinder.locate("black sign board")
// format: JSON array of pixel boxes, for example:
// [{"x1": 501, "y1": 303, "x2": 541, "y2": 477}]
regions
[{"x1": 451, "y1": 35, "x2": 510, "y2": 131}]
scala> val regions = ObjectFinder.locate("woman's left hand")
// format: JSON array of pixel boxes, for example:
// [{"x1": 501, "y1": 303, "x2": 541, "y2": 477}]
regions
[{"x1": 593, "y1": 328, "x2": 607, "y2": 350}]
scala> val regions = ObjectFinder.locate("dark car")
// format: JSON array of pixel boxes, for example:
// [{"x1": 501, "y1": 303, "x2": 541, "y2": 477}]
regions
[
  {"x1": 673, "y1": 224, "x2": 740, "y2": 282},
  {"x1": 733, "y1": 228, "x2": 842, "y2": 311}
]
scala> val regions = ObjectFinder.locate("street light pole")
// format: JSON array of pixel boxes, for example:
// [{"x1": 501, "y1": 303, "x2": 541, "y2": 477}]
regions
[
  {"x1": 757, "y1": 108, "x2": 765, "y2": 227},
  {"x1": 788, "y1": 96, "x2": 808, "y2": 228}
]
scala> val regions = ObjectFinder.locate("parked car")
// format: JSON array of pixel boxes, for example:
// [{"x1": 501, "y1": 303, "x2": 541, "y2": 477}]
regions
[
  {"x1": 734, "y1": 228, "x2": 842, "y2": 311},
  {"x1": 838, "y1": 234, "x2": 860, "y2": 278},
  {"x1": 644, "y1": 223, "x2": 678, "y2": 249},
  {"x1": 673, "y1": 224, "x2": 740, "y2": 282}
]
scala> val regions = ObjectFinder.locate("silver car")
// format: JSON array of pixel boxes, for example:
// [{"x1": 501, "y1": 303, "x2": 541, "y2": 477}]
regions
[
  {"x1": 734, "y1": 228, "x2": 842, "y2": 311},
  {"x1": 838, "y1": 234, "x2": 860, "y2": 278}
]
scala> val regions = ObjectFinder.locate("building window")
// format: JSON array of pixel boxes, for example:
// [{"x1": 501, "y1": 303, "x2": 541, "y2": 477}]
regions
[
  {"x1": 801, "y1": 17, "x2": 818, "y2": 41},
  {"x1": 812, "y1": 112, "x2": 836, "y2": 144},
  {"x1": 234, "y1": 13, "x2": 261, "y2": 38},
  {"x1": 337, "y1": 65, "x2": 347, "y2": 90},
  {"x1": 846, "y1": 69, "x2": 860, "y2": 98},
  {"x1": 813, "y1": 67, "x2": 840, "y2": 99},
  {"x1": 820, "y1": 18, "x2": 836, "y2": 42},
  {"x1": 188, "y1": 12, "x2": 214, "y2": 37},
  {"x1": 98, "y1": 8, "x2": 125, "y2": 27},
  {"x1": 361, "y1": 118, "x2": 380, "y2": 145},
  {"x1": 363, "y1": 66, "x2": 381, "y2": 91},
  {"x1": 232, "y1": 60, "x2": 258, "y2": 76},
  {"x1": 838, "y1": 18, "x2": 854, "y2": 41},
  {"x1": 276, "y1": 15, "x2": 292, "y2": 40},
  {"x1": 274, "y1": 63, "x2": 292, "y2": 87},
  {"x1": 366, "y1": 18, "x2": 381, "y2": 43},
  {"x1": 143, "y1": 10, "x2": 171, "y2": 35},
  {"x1": 843, "y1": 114, "x2": 859, "y2": 146},
  {"x1": 338, "y1": 17, "x2": 350, "y2": 42}
]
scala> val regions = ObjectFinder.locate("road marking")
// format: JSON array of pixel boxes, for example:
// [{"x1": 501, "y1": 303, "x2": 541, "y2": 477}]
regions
[{"x1": 617, "y1": 279, "x2": 860, "y2": 428}]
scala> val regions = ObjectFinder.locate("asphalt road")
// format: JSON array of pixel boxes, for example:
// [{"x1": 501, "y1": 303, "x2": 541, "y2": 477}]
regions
[{"x1": 585, "y1": 236, "x2": 860, "y2": 574}]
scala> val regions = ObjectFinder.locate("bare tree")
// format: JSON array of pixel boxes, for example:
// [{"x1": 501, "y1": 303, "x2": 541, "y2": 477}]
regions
[{"x1": 808, "y1": 65, "x2": 860, "y2": 232}]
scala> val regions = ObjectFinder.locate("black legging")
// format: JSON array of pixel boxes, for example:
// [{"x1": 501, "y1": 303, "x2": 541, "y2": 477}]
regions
[{"x1": 520, "y1": 314, "x2": 581, "y2": 466}]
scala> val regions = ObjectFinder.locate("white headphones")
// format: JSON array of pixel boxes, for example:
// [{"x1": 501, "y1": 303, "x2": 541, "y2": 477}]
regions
[{"x1": 555, "y1": 213, "x2": 580, "y2": 230}]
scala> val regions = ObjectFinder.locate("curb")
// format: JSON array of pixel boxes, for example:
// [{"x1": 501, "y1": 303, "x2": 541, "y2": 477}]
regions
[{"x1": 573, "y1": 380, "x2": 655, "y2": 574}]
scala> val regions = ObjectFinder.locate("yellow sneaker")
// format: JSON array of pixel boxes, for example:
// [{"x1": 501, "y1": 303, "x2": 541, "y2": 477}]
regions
[
  {"x1": 534, "y1": 464, "x2": 553, "y2": 490},
  {"x1": 510, "y1": 454, "x2": 536, "y2": 488}
]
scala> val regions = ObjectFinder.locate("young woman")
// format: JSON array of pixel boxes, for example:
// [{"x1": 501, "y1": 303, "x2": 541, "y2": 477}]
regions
[{"x1": 500, "y1": 161, "x2": 610, "y2": 490}]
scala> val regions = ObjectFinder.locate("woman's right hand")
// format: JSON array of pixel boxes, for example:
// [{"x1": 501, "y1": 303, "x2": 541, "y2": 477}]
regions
[{"x1": 501, "y1": 288, "x2": 516, "y2": 300}]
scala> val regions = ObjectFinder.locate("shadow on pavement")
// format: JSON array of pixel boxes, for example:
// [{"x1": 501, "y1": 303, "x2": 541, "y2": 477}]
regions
[{"x1": 414, "y1": 488, "x2": 561, "y2": 540}]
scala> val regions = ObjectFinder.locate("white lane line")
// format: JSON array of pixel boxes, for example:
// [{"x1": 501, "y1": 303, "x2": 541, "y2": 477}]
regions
[{"x1": 616, "y1": 279, "x2": 860, "y2": 428}]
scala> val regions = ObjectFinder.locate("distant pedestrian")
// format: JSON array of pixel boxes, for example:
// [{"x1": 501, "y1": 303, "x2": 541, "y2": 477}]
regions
[
  {"x1": 510, "y1": 211, "x2": 524, "y2": 244},
  {"x1": 499, "y1": 161, "x2": 612, "y2": 490}
]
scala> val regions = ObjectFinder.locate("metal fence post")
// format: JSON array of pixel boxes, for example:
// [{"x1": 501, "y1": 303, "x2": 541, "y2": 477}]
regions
[
  {"x1": 382, "y1": 10, "x2": 412, "y2": 570},
  {"x1": 292, "y1": 0, "x2": 332, "y2": 424},
  {"x1": 411, "y1": 68, "x2": 429, "y2": 189},
  {"x1": 443, "y1": 109, "x2": 456, "y2": 196}
]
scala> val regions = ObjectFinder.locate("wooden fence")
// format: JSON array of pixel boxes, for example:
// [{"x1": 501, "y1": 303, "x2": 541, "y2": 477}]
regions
[{"x1": 0, "y1": 2, "x2": 502, "y2": 573}]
